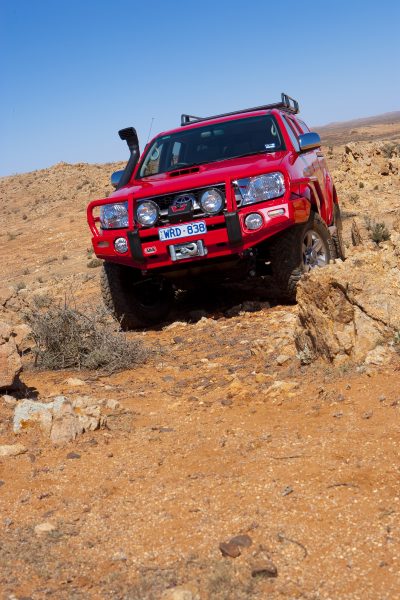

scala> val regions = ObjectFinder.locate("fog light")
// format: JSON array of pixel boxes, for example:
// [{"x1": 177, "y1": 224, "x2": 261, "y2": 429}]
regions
[
  {"x1": 245, "y1": 213, "x2": 263, "y2": 230},
  {"x1": 114, "y1": 237, "x2": 128, "y2": 253}
]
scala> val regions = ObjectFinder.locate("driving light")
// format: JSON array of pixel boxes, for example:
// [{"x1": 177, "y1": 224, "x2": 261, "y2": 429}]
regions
[
  {"x1": 268, "y1": 208, "x2": 286, "y2": 217},
  {"x1": 200, "y1": 188, "x2": 224, "y2": 214},
  {"x1": 245, "y1": 213, "x2": 263, "y2": 230},
  {"x1": 241, "y1": 172, "x2": 285, "y2": 205},
  {"x1": 100, "y1": 202, "x2": 128, "y2": 229},
  {"x1": 136, "y1": 201, "x2": 159, "y2": 226},
  {"x1": 114, "y1": 237, "x2": 128, "y2": 253}
]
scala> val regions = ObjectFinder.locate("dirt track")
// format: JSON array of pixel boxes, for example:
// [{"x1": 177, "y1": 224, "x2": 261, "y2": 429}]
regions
[{"x1": 1, "y1": 305, "x2": 400, "y2": 599}]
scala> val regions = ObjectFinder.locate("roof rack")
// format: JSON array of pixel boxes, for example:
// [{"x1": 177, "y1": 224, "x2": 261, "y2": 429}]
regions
[{"x1": 181, "y1": 93, "x2": 299, "y2": 126}]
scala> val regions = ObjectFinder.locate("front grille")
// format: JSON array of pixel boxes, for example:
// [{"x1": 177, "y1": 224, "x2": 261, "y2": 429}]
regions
[{"x1": 145, "y1": 184, "x2": 226, "y2": 224}]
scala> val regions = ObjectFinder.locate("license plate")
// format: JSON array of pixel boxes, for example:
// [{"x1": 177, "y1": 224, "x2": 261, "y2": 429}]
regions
[{"x1": 159, "y1": 221, "x2": 207, "y2": 242}]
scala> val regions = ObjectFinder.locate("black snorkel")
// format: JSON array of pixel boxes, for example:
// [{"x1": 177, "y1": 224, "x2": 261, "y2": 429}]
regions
[{"x1": 116, "y1": 127, "x2": 140, "y2": 190}]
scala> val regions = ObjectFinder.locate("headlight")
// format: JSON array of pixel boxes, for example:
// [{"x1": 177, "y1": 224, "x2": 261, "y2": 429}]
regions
[
  {"x1": 136, "y1": 200, "x2": 159, "y2": 226},
  {"x1": 240, "y1": 172, "x2": 285, "y2": 205},
  {"x1": 100, "y1": 202, "x2": 128, "y2": 229},
  {"x1": 199, "y1": 188, "x2": 224, "y2": 214}
]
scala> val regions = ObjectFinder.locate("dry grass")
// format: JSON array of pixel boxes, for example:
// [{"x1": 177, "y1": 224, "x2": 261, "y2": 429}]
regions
[{"x1": 26, "y1": 296, "x2": 147, "y2": 373}]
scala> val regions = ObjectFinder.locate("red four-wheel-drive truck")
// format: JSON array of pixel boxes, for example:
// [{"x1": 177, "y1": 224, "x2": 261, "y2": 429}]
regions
[{"x1": 87, "y1": 93, "x2": 345, "y2": 329}]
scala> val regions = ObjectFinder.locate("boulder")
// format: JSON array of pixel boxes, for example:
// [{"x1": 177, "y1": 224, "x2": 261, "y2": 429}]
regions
[
  {"x1": 13, "y1": 395, "x2": 107, "y2": 444},
  {"x1": 12, "y1": 323, "x2": 33, "y2": 353},
  {"x1": 0, "y1": 443, "x2": 27, "y2": 457},
  {"x1": 0, "y1": 287, "x2": 14, "y2": 308},
  {"x1": 295, "y1": 247, "x2": 400, "y2": 365},
  {"x1": 0, "y1": 321, "x2": 22, "y2": 388},
  {"x1": 161, "y1": 589, "x2": 199, "y2": 600}
]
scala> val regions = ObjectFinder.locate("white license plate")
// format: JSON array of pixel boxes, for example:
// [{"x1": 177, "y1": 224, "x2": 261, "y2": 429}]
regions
[{"x1": 159, "y1": 221, "x2": 207, "y2": 242}]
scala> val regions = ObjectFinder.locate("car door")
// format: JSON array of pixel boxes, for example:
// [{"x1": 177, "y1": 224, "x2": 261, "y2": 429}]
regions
[
  {"x1": 281, "y1": 114, "x2": 316, "y2": 180},
  {"x1": 286, "y1": 116, "x2": 332, "y2": 223},
  {"x1": 294, "y1": 118, "x2": 333, "y2": 216}
]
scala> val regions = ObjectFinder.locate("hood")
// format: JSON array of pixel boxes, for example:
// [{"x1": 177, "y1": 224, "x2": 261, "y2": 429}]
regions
[{"x1": 110, "y1": 151, "x2": 286, "y2": 202}]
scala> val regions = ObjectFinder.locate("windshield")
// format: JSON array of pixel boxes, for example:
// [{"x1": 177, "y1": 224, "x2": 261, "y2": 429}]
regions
[{"x1": 138, "y1": 115, "x2": 284, "y2": 178}]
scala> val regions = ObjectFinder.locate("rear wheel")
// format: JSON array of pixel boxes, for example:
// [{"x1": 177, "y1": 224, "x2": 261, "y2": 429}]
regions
[
  {"x1": 270, "y1": 212, "x2": 334, "y2": 301},
  {"x1": 101, "y1": 262, "x2": 173, "y2": 330}
]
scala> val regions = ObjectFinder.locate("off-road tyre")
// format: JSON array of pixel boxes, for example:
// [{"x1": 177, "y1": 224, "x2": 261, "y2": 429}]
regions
[
  {"x1": 101, "y1": 261, "x2": 173, "y2": 330},
  {"x1": 269, "y1": 211, "x2": 335, "y2": 301},
  {"x1": 332, "y1": 203, "x2": 346, "y2": 260}
]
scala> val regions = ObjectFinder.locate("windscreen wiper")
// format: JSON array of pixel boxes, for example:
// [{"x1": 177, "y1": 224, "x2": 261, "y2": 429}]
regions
[{"x1": 166, "y1": 161, "x2": 207, "y2": 173}]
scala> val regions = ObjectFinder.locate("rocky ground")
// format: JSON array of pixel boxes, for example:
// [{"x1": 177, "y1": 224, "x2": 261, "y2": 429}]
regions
[{"x1": 1, "y1": 117, "x2": 400, "y2": 599}]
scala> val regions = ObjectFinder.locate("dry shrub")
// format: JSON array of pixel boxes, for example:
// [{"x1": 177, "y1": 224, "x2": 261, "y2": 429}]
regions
[
  {"x1": 26, "y1": 297, "x2": 146, "y2": 373},
  {"x1": 207, "y1": 561, "x2": 255, "y2": 599},
  {"x1": 381, "y1": 142, "x2": 400, "y2": 159},
  {"x1": 87, "y1": 258, "x2": 102, "y2": 268},
  {"x1": 365, "y1": 217, "x2": 391, "y2": 244},
  {"x1": 123, "y1": 569, "x2": 180, "y2": 600}
]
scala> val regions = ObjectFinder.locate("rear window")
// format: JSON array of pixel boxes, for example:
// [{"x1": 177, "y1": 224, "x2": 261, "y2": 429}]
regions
[{"x1": 138, "y1": 115, "x2": 284, "y2": 177}]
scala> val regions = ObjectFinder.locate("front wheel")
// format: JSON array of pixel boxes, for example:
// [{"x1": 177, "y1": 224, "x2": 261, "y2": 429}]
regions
[
  {"x1": 101, "y1": 262, "x2": 173, "y2": 330},
  {"x1": 332, "y1": 203, "x2": 346, "y2": 260},
  {"x1": 269, "y1": 212, "x2": 335, "y2": 301}
]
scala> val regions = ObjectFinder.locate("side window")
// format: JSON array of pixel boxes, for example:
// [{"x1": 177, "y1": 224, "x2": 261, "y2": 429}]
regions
[
  {"x1": 296, "y1": 119, "x2": 310, "y2": 133},
  {"x1": 281, "y1": 115, "x2": 300, "y2": 152},
  {"x1": 289, "y1": 118, "x2": 302, "y2": 135}
]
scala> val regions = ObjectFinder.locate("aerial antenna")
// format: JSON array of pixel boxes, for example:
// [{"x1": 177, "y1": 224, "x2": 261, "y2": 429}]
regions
[{"x1": 146, "y1": 117, "x2": 155, "y2": 144}]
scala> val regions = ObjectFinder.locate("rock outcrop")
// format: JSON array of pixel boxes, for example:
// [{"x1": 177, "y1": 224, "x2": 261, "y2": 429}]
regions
[
  {"x1": 0, "y1": 321, "x2": 22, "y2": 388},
  {"x1": 295, "y1": 241, "x2": 400, "y2": 365},
  {"x1": 13, "y1": 395, "x2": 108, "y2": 444}
]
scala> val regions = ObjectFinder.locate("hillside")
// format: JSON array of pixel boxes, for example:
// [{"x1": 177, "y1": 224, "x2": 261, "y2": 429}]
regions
[
  {"x1": 316, "y1": 110, "x2": 400, "y2": 146},
  {"x1": 1, "y1": 122, "x2": 400, "y2": 599}
]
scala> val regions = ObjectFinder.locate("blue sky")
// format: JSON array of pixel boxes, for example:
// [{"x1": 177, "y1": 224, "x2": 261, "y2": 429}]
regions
[{"x1": 1, "y1": 0, "x2": 399, "y2": 176}]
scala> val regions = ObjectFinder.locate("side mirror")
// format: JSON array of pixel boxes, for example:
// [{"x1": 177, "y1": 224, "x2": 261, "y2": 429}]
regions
[
  {"x1": 298, "y1": 132, "x2": 321, "y2": 153},
  {"x1": 111, "y1": 170, "x2": 124, "y2": 188}
]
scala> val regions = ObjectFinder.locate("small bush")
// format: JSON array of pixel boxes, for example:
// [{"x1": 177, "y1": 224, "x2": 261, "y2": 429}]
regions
[
  {"x1": 26, "y1": 298, "x2": 147, "y2": 373},
  {"x1": 32, "y1": 293, "x2": 52, "y2": 308},
  {"x1": 15, "y1": 281, "x2": 26, "y2": 291},
  {"x1": 382, "y1": 142, "x2": 400, "y2": 159},
  {"x1": 359, "y1": 181, "x2": 364, "y2": 189},
  {"x1": 207, "y1": 561, "x2": 255, "y2": 599},
  {"x1": 87, "y1": 258, "x2": 102, "y2": 268},
  {"x1": 297, "y1": 343, "x2": 314, "y2": 365},
  {"x1": 349, "y1": 193, "x2": 359, "y2": 204},
  {"x1": 393, "y1": 331, "x2": 400, "y2": 350},
  {"x1": 366, "y1": 219, "x2": 391, "y2": 244}
]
